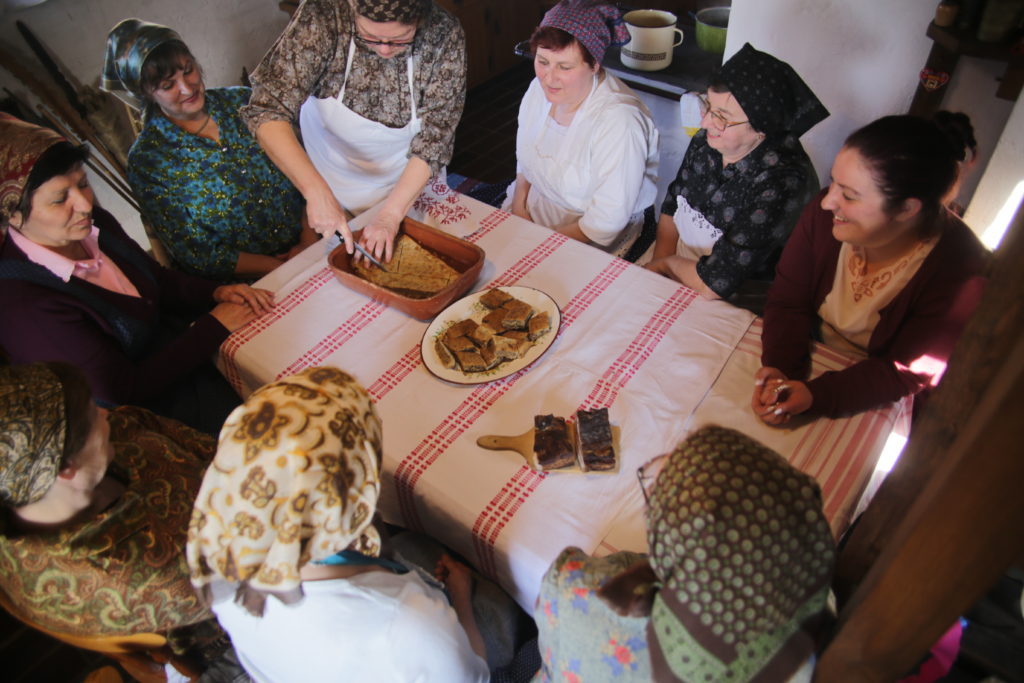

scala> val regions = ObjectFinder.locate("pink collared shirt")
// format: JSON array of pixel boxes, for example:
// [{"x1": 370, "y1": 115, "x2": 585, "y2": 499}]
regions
[{"x1": 8, "y1": 225, "x2": 140, "y2": 297}]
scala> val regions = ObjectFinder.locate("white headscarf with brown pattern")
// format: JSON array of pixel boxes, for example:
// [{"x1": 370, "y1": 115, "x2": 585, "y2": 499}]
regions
[{"x1": 186, "y1": 367, "x2": 383, "y2": 616}]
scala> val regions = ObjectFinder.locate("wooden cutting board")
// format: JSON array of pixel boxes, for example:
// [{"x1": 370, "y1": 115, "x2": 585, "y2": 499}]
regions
[{"x1": 476, "y1": 425, "x2": 620, "y2": 473}]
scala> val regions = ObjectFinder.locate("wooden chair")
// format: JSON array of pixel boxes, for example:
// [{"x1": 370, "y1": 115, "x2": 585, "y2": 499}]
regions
[{"x1": 0, "y1": 588, "x2": 201, "y2": 683}]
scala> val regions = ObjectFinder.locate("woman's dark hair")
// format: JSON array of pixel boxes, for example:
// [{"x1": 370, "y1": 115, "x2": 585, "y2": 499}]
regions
[
  {"x1": 44, "y1": 362, "x2": 94, "y2": 467},
  {"x1": 529, "y1": 25, "x2": 596, "y2": 68},
  {"x1": 933, "y1": 110, "x2": 977, "y2": 163},
  {"x1": 139, "y1": 39, "x2": 199, "y2": 100},
  {"x1": 17, "y1": 141, "x2": 90, "y2": 220},
  {"x1": 843, "y1": 115, "x2": 961, "y2": 237}
]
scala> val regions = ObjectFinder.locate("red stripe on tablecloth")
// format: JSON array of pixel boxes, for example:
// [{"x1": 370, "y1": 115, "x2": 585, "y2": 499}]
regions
[
  {"x1": 821, "y1": 408, "x2": 891, "y2": 527},
  {"x1": 472, "y1": 286, "x2": 696, "y2": 579},
  {"x1": 275, "y1": 301, "x2": 387, "y2": 379},
  {"x1": 366, "y1": 232, "x2": 568, "y2": 401},
  {"x1": 392, "y1": 258, "x2": 626, "y2": 538},
  {"x1": 220, "y1": 268, "x2": 335, "y2": 393}
]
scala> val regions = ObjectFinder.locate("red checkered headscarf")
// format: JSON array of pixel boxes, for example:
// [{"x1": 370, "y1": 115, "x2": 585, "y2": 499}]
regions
[
  {"x1": 0, "y1": 114, "x2": 64, "y2": 225},
  {"x1": 540, "y1": 0, "x2": 628, "y2": 65}
]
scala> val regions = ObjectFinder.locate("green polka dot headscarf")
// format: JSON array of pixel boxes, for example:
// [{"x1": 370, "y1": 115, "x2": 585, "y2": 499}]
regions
[{"x1": 646, "y1": 426, "x2": 835, "y2": 682}]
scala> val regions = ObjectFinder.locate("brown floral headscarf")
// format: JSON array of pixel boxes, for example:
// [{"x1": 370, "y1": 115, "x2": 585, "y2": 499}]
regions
[
  {"x1": 646, "y1": 426, "x2": 835, "y2": 682},
  {"x1": 0, "y1": 363, "x2": 67, "y2": 507},
  {"x1": 0, "y1": 114, "x2": 64, "y2": 225},
  {"x1": 186, "y1": 367, "x2": 383, "y2": 616}
]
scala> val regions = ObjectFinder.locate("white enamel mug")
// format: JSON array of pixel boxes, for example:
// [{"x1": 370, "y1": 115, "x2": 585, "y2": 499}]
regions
[{"x1": 621, "y1": 10, "x2": 684, "y2": 71}]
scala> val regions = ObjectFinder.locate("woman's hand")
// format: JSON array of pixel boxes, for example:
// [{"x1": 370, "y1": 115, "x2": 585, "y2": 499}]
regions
[
  {"x1": 213, "y1": 284, "x2": 275, "y2": 316},
  {"x1": 358, "y1": 210, "x2": 401, "y2": 263},
  {"x1": 305, "y1": 191, "x2": 354, "y2": 253},
  {"x1": 752, "y1": 367, "x2": 813, "y2": 425},
  {"x1": 510, "y1": 199, "x2": 532, "y2": 222},
  {"x1": 209, "y1": 302, "x2": 260, "y2": 332},
  {"x1": 435, "y1": 554, "x2": 473, "y2": 604}
]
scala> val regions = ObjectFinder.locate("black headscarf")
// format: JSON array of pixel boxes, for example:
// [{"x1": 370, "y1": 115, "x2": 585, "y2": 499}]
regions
[{"x1": 716, "y1": 43, "x2": 828, "y2": 138}]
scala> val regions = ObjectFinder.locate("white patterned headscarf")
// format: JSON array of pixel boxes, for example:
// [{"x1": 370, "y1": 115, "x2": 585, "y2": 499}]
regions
[{"x1": 186, "y1": 367, "x2": 383, "y2": 616}]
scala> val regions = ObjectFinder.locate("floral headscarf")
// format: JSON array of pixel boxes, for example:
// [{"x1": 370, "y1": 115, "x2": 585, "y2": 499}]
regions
[
  {"x1": 0, "y1": 114, "x2": 64, "y2": 225},
  {"x1": 186, "y1": 367, "x2": 383, "y2": 616},
  {"x1": 646, "y1": 426, "x2": 835, "y2": 682},
  {"x1": 100, "y1": 18, "x2": 183, "y2": 110},
  {"x1": 353, "y1": 0, "x2": 430, "y2": 24},
  {"x1": 716, "y1": 43, "x2": 828, "y2": 138},
  {"x1": 540, "y1": 0, "x2": 629, "y2": 65},
  {"x1": 0, "y1": 363, "x2": 67, "y2": 507}
]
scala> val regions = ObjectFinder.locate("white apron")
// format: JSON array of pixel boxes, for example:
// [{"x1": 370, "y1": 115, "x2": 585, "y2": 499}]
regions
[
  {"x1": 299, "y1": 39, "x2": 421, "y2": 215},
  {"x1": 673, "y1": 195, "x2": 722, "y2": 261}
]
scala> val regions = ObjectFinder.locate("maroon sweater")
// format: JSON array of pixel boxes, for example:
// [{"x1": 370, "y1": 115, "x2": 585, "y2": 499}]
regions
[
  {"x1": 0, "y1": 207, "x2": 229, "y2": 406},
  {"x1": 761, "y1": 194, "x2": 989, "y2": 417}
]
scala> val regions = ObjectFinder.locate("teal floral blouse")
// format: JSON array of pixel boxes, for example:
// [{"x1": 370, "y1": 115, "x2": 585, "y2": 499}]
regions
[
  {"x1": 534, "y1": 547, "x2": 652, "y2": 682},
  {"x1": 127, "y1": 86, "x2": 304, "y2": 281}
]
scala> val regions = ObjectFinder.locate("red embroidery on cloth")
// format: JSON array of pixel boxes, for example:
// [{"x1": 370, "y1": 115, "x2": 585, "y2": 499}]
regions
[
  {"x1": 472, "y1": 284, "x2": 694, "y2": 580},
  {"x1": 221, "y1": 268, "x2": 334, "y2": 393}
]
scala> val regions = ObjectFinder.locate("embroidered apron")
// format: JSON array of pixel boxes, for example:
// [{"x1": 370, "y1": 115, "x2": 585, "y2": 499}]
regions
[
  {"x1": 673, "y1": 195, "x2": 722, "y2": 261},
  {"x1": 299, "y1": 39, "x2": 421, "y2": 215}
]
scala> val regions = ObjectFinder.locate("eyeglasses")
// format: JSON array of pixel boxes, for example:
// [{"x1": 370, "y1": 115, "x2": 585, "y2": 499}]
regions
[
  {"x1": 636, "y1": 453, "x2": 669, "y2": 507},
  {"x1": 354, "y1": 33, "x2": 416, "y2": 49},
  {"x1": 696, "y1": 94, "x2": 749, "y2": 131}
]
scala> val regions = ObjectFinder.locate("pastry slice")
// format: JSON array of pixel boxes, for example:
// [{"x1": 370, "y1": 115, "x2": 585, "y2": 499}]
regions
[
  {"x1": 501, "y1": 299, "x2": 533, "y2": 330},
  {"x1": 444, "y1": 318, "x2": 478, "y2": 345},
  {"x1": 500, "y1": 330, "x2": 529, "y2": 341},
  {"x1": 527, "y1": 311, "x2": 551, "y2": 341},
  {"x1": 444, "y1": 335, "x2": 477, "y2": 354},
  {"x1": 478, "y1": 338, "x2": 498, "y2": 369},
  {"x1": 493, "y1": 334, "x2": 529, "y2": 361},
  {"x1": 479, "y1": 288, "x2": 513, "y2": 309},
  {"x1": 533, "y1": 414, "x2": 575, "y2": 470},
  {"x1": 435, "y1": 338, "x2": 457, "y2": 370},
  {"x1": 455, "y1": 350, "x2": 488, "y2": 373},
  {"x1": 468, "y1": 324, "x2": 495, "y2": 347},
  {"x1": 575, "y1": 407, "x2": 615, "y2": 472},
  {"x1": 482, "y1": 308, "x2": 509, "y2": 333}
]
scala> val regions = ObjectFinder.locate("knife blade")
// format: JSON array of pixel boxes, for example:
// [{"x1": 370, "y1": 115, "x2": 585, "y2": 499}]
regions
[{"x1": 336, "y1": 231, "x2": 388, "y2": 271}]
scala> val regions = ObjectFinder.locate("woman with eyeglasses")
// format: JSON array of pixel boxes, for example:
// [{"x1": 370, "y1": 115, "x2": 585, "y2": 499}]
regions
[
  {"x1": 242, "y1": 0, "x2": 466, "y2": 265},
  {"x1": 101, "y1": 19, "x2": 314, "y2": 282},
  {"x1": 533, "y1": 426, "x2": 835, "y2": 682},
  {"x1": 645, "y1": 44, "x2": 827, "y2": 311},
  {"x1": 502, "y1": 0, "x2": 659, "y2": 259}
]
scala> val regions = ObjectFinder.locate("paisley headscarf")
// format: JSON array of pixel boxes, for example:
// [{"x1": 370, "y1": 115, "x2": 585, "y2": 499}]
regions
[
  {"x1": 186, "y1": 367, "x2": 383, "y2": 617},
  {"x1": 0, "y1": 363, "x2": 67, "y2": 507},
  {"x1": 0, "y1": 114, "x2": 64, "y2": 225},
  {"x1": 101, "y1": 18, "x2": 183, "y2": 110},
  {"x1": 353, "y1": 0, "x2": 430, "y2": 24},
  {"x1": 646, "y1": 426, "x2": 835, "y2": 682},
  {"x1": 540, "y1": 0, "x2": 629, "y2": 65},
  {"x1": 716, "y1": 43, "x2": 828, "y2": 138}
]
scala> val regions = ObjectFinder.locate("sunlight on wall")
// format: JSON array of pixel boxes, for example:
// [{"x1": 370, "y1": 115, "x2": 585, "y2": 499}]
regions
[
  {"x1": 874, "y1": 430, "x2": 908, "y2": 476},
  {"x1": 982, "y1": 179, "x2": 1024, "y2": 250}
]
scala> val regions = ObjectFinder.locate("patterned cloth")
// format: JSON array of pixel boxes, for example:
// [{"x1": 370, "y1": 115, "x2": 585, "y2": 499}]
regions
[
  {"x1": 0, "y1": 406, "x2": 216, "y2": 637},
  {"x1": 242, "y1": 0, "x2": 466, "y2": 177},
  {"x1": 355, "y1": 0, "x2": 429, "y2": 23},
  {"x1": 539, "y1": 0, "x2": 629, "y2": 64},
  {"x1": 0, "y1": 114, "x2": 63, "y2": 224},
  {"x1": 715, "y1": 43, "x2": 828, "y2": 139},
  {"x1": 646, "y1": 426, "x2": 834, "y2": 683},
  {"x1": 533, "y1": 548, "x2": 652, "y2": 682},
  {"x1": 127, "y1": 87, "x2": 304, "y2": 280},
  {"x1": 660, "y1": 130, "x2": 817, "y2": 299},
  {"x1": 100, "y1": 18, "x2": 183, "y2": 110},
  {"x1": 0, "y1": 363, "x2": 66, "y2": 507},
  {"x1": 187, "y1": 367, "x2": 384, "y2": 616}
]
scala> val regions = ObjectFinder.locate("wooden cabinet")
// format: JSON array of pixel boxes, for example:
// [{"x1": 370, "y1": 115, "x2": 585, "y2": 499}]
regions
[{"x1": 436, "y1": 0, "x2": 547, "y2": 88}]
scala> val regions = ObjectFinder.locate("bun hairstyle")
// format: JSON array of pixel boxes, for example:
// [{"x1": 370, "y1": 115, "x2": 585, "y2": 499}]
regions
[
  {"x1": 843, "y1": 115, "x2": 961, "y2": 238},
  {"x1": 933, "y1": 110, "x2": 977, "y2": 164}
]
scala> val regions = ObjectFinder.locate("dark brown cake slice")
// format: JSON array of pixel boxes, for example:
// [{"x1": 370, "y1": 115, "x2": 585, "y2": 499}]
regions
[
  {"x1": 533, "y1": 414, "x2": 575, "y2": 470},
  {"x1": 479, "y1": 288, "x2": 513, "y2": 309},
  {"x1": 575, "y1": 408, "x2": 615, "y2": 471}
]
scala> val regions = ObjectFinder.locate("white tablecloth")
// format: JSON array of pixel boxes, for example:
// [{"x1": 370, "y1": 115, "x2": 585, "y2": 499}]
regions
[{"x1": 217, "y1": 181, "x2": 906, "y2": 609}]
